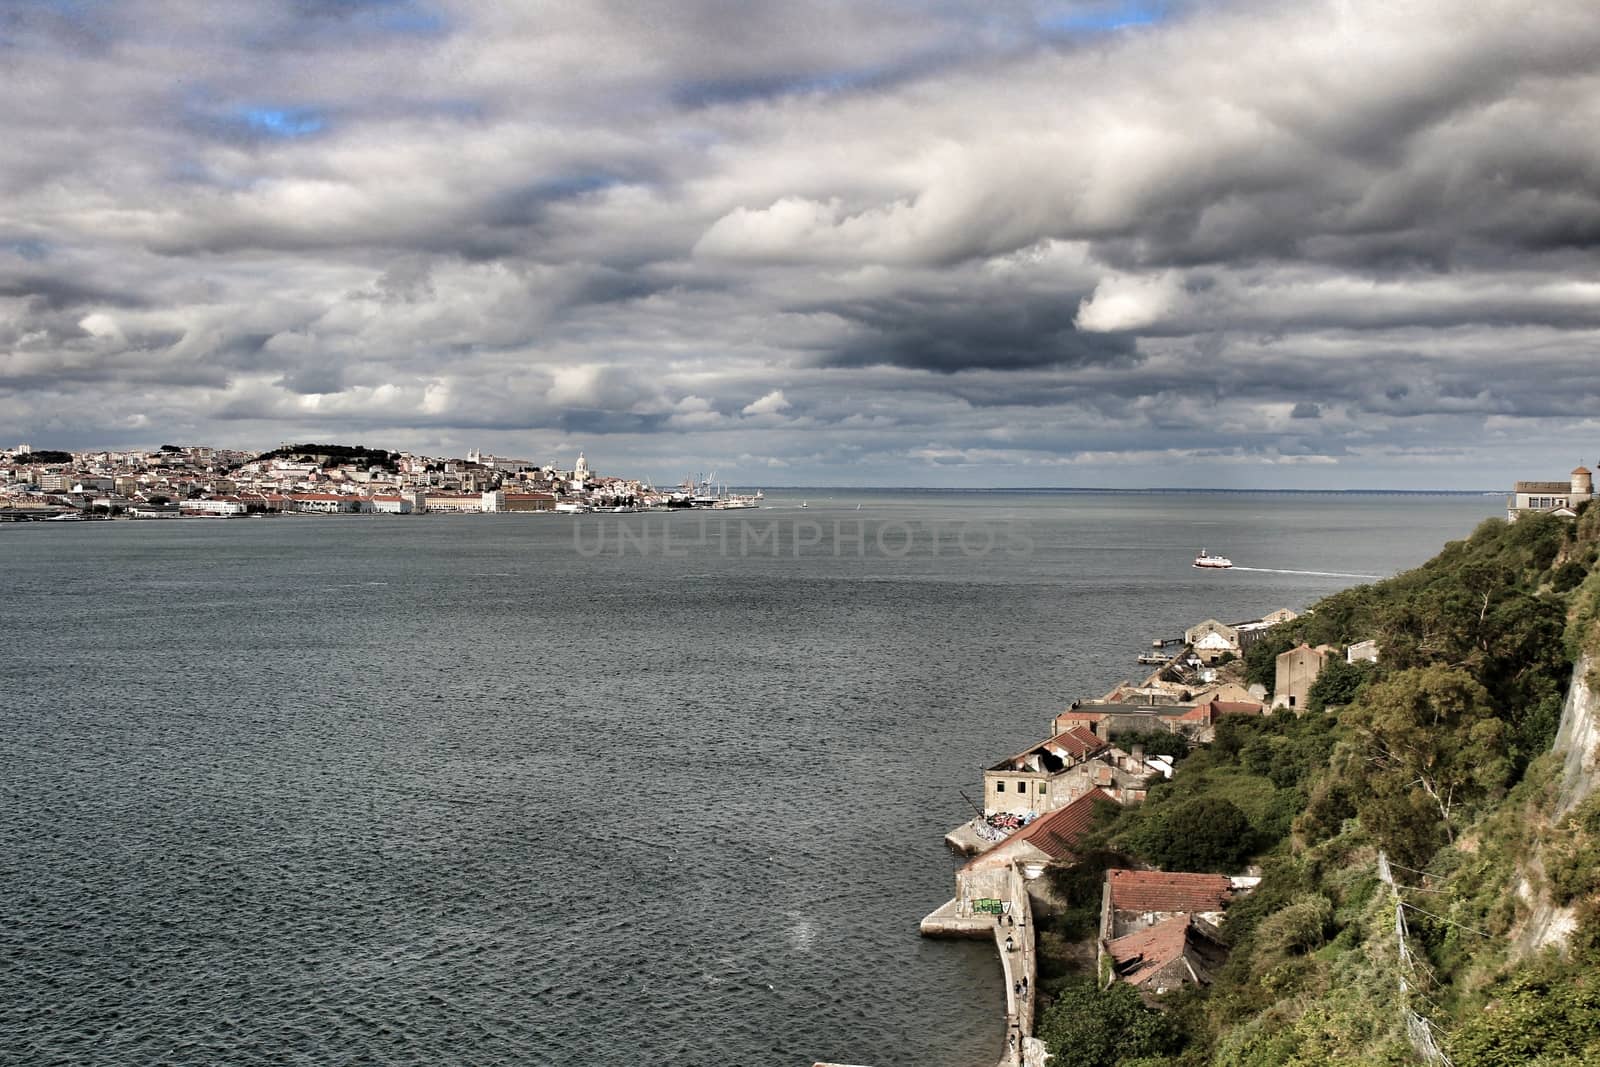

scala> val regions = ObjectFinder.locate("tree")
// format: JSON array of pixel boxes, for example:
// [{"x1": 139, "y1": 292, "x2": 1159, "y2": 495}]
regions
[
  {"x1": 1342, "y1": 665, "x2": 1510, "y2": 844},
  {"x1": 1306, "y1": 657, "x2": 1370, "y2": 712},
  {"x1": 1036, "y1": 979, "x2": 1183, "y2": 1067},
  {"x1": 15, "y1": 449, "x2": 73, "y2": 464},
  {"x1": 1551, "y1": 560, "x2": 1586, "y2": 593},
  {"x1": 1134, "y1": 795, "x2": 1256, "y2": 872},
  {"x1": 1253, "y1": 893, "x2": 1333, "y2": 956},
  {"x1": 1245, "y1": 632, "x2": 1298, "y2": 693},
  {"x1": 1044, "y1": 849, "x2": 1138, "y2": 939},
  {"x1": 1449, "y1": 960, "x2": 1600, "y2": 1066}
]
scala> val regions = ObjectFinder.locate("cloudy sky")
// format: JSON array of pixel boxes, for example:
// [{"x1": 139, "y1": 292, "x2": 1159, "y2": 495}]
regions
[{"x1": 3, "y1": 0, "x2": 1599, "y2": 487}]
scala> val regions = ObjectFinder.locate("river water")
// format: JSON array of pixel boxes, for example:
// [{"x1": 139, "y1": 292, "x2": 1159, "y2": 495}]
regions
[{"x1": 0, "y1": 490, "x2": 1500, "y2": 1066}]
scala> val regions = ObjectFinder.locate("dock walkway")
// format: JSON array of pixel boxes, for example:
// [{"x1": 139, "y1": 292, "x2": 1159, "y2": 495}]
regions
[{"x1": 920, "y1": 862, "x2": 1044, "y2": 1067}]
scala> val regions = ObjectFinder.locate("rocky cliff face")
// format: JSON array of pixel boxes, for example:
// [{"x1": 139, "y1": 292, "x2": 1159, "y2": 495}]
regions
[
  {"x1": 1515, "y1": 653, "x2": 1599, "y2": 957},
  {"x1": 1555, "y1": 654, "x2": 1600, "y2": 817}
]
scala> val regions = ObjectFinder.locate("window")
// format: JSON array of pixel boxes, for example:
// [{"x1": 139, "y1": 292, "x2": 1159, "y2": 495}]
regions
[
  {"x1": 996, "y1": 781, "x2": 1005, "y2": 792},
  {"x1": 1038, "y1": 783, "x2": 1047, "y2": 794}
]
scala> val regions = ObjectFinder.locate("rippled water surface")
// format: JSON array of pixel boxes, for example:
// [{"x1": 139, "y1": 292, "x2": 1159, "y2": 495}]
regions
[{"x1": 1, "y1": 491, "x2": 1500, "y2": 1066}]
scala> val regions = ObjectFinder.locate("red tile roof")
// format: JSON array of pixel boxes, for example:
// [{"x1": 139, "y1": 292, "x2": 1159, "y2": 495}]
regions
[
  {"x1": 1106, "y1": 915, "x2": 1192, "y2": 985},
  {"x1": 1210, "y1": 700, "x2": 1265, "y2": 716},
  {"x1": 1046, "y1": 726, "x2": 1108, "y2": 760},
  {"x1": 1107, "y1": 869, "x2": 1234, "y2": 913},
  {"x1": 967, "y1": 791, "x2": 1119, "y2": 869}
]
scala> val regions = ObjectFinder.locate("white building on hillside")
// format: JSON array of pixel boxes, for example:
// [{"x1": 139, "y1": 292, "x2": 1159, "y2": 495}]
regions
[{"x1": 1509, "y1": 465, "x2": 1593, "y2": 522}]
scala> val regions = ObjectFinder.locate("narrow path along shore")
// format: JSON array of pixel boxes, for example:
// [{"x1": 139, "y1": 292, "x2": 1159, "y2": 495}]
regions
[{"x1": 919, "y1": 859, "x2": 1046, "y2": 1067}]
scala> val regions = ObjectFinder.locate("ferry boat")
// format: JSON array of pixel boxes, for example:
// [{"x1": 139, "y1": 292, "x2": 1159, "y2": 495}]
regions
[{"x1": 1193, "y1": 548, "x2": 1233, "y2": 569}]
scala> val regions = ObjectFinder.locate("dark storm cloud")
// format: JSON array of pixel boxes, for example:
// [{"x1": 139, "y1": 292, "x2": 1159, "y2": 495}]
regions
[
  {"x1": 0, "y1": 275, "x2": 145, "y2": 311},
  {"x1": 814, "y1": 292, "x2": 1140, "y2": 373},
  {"x1": 555, "y1": 410, "x2": 671, "y2": 436}
]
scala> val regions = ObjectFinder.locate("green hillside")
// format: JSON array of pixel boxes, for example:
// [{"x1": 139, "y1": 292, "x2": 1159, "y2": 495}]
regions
[{"x1": 1037, "y1": 508, "x2": 1600, "y2": 1066}]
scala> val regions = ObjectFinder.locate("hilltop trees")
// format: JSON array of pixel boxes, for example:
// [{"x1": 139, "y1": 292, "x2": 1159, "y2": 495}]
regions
[
  {"x1": 245, "y1": 443, "x2": 400, "y2": 471},
  {"x1": 1340, "y1": 665, "x2": 1510, "y2": 859}
]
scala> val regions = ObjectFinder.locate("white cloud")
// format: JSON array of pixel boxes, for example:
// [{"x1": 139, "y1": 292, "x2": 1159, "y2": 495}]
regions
[
  {"x1": 1075, "y1": 273, "x2": 1187, "y2": 333},
  {"x1": 742, "y1": 389, "x2": 790, "y2": 415}
]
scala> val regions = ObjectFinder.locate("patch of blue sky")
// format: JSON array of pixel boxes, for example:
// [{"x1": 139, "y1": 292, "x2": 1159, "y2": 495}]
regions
[
  {"x1": 1039, "y1": 1, "x2": 1169, "y2": 34},
  {"x1": 376, "y1": 6, "x2": 445, "y2": 34},
  {"x1": 3, "y1": 0, "x2": 110, "y2": 47},
  {"x1": 236, "y1": 106, "x2": 327, "y2": 138},
  {"x1": 2, "y1": 238, "x2": 52, "y2": 261}
]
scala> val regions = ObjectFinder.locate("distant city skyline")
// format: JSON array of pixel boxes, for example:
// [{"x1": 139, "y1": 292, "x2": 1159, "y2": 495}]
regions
[{"x1": 4, "y1": 1, "x2": 1599, "y2": 489}]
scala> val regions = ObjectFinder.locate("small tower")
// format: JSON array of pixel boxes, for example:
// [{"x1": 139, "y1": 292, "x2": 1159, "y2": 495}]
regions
[
  {"x1": 574, "y1": 452, "x2": 589, "y2": 481},
  {"x1": 1573, "y1": 464, "x2": 1593, "y2": 500}
]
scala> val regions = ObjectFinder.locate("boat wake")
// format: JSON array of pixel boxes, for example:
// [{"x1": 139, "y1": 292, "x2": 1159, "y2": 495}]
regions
[{"x1": 1230, "y1": 565, "x2": 1385, "y2": 580}]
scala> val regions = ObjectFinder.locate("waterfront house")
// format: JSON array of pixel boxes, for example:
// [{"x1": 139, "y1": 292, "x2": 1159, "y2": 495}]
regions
[
  {"x1": 1189, "y1": 681, "x2": 1262, "y2": 706},
  {"x1": 1184, "y1": 618, "x2": 1237, "y2": 649},
  {"x1": 370, "y1": 493, "x2": 423, "y2": 514},
  {"x1": 961, "y1": 791, "x2": 1119, "y2": 885},
  {"x1": 1184, "y1": 610, "x2": 1298, "y2": 665},
  {"x1": 1100, "y1": 680, "x2": 1195, "y2": 705},
  {"x1": 1053, "y1": 701, "x2": 1214, "y2": 743},
  {"x1": 288, "y1": 492, "x2": 365, "y2": 513},
  {"x1": 984, "y1": 727, "x2": 1109, "y2": 816},
  {"x1": 503, "y1": 492, "x2": 557, "y2": 512},
  {"x1": 1507, "y1": 465, "x2": 1592, "y2": 522},
  {"x1": 1191, "y1": 630, "x2": 1237, "y2": 665},
  {"x1": 178, "y1": 497, "x2": 247, "y2": 517},
  {"x1": 424, "y1": 492, "x2": 486, "y2": 513}
]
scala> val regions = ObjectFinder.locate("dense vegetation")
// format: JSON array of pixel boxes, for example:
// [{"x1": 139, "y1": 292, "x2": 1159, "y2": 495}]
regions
[
  {"x1": 7, "y1": 449, "x2": 73, "y2": 464},
  {"x1": 1034, "y1": 508, "x2": 1600, "y2": 1066},
  {"x1": 245, "y1": 443, "x2": 400, "y2": 471}
]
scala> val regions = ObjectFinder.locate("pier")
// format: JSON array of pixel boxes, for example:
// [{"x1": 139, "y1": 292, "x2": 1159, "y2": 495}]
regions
[{"x1": 920, "y1": 862, "x2": 1045, "y2": 1067}]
